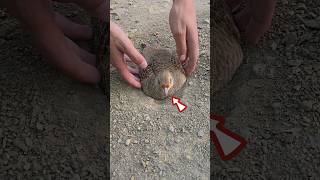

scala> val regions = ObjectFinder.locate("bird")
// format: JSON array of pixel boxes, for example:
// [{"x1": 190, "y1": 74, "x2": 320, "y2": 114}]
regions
[
  {"x1": 211, "y1": 0, "x2": 244, "y2": 95},
  {"x1": 140, "y1": 47, "x2": 187, "y2": 100}
]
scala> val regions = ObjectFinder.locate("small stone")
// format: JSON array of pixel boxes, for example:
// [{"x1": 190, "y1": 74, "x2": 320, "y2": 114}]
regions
[
  {"x1": 14, "y1": 138, "x2": 28, "y2": 152},
  {"x1": 141, "y1": 43, "x2": 147, "y2": 49},
  {"x1": 303, "y1": 17, "x2": 320, "y2": 30},
  {"x1": 169, "y1": 126, "x2": 175, "y2": 132},
  {"x1": 271, "y1": 102, "x2": 281, "y2": 111},
  {"x1": 302, "y1": 116, "x2": 311, "y2": 123},
  {"x1": 300, "y1": 100, "x2": 314, "y2": 111},
  {"x1": 287, "y1": 59, "x2": 302, "y2": 66},
  {"x1": 284, "y1": 32, "x2": 297, "y2": 46},
  {"x1": 130, "y1": 176, "x2": 135, "y2": 180},
  {"x1": 188, "y1": 81, "x2": 193, "y2": 85},
  {"x1": 270, "y1": 41, "x2": 278, "y2": 50},
  {"x1": 71, "y1": 174, "x2": 80, "y2": 180},
  {"x1": 23, "y1": 163, "x2": 31, "y2": 170},
  {"x1": 133, "y1": 140, "x2": 138, "y2": 144},
  {"x1": 203, "y1": 19, "x2": 210, "y2": 24},
  {"x1": 293, "y1": 84, "x2": 301, "y2": 91},
  {"x1": 253, "y1": 63, "x2": 266, "y2": 77},
  {"x1": 125, "y1": 139, "x2": 131, "y2": 146},
  {"x1": 228, "y1": 167, "x2": 242, "y2": 172},
  {"x1": 144, "y1": 114, "x2": 151, "y2": 121},
  {"x1": 141, "y1": 160, "x2": 149, "y2": 168},
  {"x1": 25, "y1": 137, "x2": 33, "y2": 147},
  {"x1": 36, "y1": 122, "x2": 44, "y2": 131},
  {"x1": 197, "y1": 130, "x2": 204, "y2": 137}
]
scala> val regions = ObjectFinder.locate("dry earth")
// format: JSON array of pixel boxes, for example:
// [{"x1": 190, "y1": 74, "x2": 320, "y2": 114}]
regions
[
  {"x1": 211, "y1": 0, "x2": 320, "y2": 179},
  {"x1": 0, "y1": 4, "x2": 109, "y2": 179},
  {"x1": 110, "y1": 0, "x2": 210, "y2": 179}
]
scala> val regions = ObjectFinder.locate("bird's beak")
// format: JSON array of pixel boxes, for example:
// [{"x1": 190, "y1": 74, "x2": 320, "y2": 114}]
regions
[{"x1": 164, "y1": 87, "x2": 169, "y2": 96}]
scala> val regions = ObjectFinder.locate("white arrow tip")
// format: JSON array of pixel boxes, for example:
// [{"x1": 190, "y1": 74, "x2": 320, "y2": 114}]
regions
[{"x1": 172, "y1": 97, "x2": 179, "y2": 104}]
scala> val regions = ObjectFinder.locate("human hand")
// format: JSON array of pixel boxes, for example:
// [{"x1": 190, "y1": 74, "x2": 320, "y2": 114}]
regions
[
  {"x1": 225, "y1": 0, "x2": 276, "y2": 44},
  {"x1": 169, "y1": 0, "x2": 199, "y2": 76},
  {"x1": 0, "y1": 0, "x2": 107, "y2": 84},
  {"x1": 110, "y1": 21, "x2": 148, "y2": 88}
]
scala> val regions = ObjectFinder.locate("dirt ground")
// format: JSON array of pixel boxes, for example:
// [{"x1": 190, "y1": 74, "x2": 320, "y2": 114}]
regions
[
  {"x1": 1, "y1": 0, "x2": 319, "y2": 179},
  {"x1": 0, "y1": 4, "x2": 108, "y2": 179},
  {"x1": 211, "y1": 0, "x2": 320, "y2": 179},
  {"x1": 110, "y1": 0, "x2": 210, "y2": 179}
]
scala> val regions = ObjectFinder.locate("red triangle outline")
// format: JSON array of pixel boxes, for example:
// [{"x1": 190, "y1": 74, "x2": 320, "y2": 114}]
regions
[
  {"x1": 171, "y1": 96, "x2": 187, "y2": 112},
  {"x1": 210, "y1": 114, "x2": 247, "y2": 160}
]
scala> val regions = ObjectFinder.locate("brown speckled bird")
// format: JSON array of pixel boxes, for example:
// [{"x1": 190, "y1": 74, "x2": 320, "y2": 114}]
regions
[
  {"x1": 211, "y1": 0, "x2": 244, "y2": 94},
  {"x1": 140, "y1": 47, "x2": 187, "y2": 100}
]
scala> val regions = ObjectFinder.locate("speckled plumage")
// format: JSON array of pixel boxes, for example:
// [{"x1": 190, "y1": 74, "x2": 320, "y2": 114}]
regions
[
  {"x1": 140, "y1": 47, "x2": 187, "y2": 100},
  {"x1": 211, "y1": 0, "x2": 243, "y2": 94}
]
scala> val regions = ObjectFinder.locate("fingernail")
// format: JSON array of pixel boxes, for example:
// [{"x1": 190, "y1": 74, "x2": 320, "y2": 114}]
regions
[
  {"x1": 180, "y1": 55, "x2": 186, "y2": 62},
  {"x1": 140, "y1": 60, "x2": 148, "y2": 69}
]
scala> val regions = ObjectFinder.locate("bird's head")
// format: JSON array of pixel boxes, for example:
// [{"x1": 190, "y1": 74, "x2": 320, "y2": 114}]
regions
[{"x1": 158, "y1": 70, "x2": 174, "y2": 97}]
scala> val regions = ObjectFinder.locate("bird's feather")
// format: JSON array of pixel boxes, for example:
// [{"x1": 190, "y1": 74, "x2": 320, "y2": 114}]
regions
[
  {"x1": 211, "y1": 0, "x2": 243, "y2": 94},
  {"x1": 140, "y1": 47, "x2": 186, "y2": 100}
]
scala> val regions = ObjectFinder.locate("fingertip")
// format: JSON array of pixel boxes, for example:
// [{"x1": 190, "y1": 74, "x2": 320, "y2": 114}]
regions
[
  {"x1": 180, "y1": 55, "x2": 186, "y2": 62},
  {"x1": 139, "y1": 59, "x2": 148, "y2": 69}
]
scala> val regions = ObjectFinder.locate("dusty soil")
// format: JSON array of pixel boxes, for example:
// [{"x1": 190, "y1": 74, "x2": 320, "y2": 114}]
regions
[
  {"x1": 110, "y1": 0, "x2": 210, "y2": 179},
  {"x1": 0, "y1": 4, "x2": 109, "y2": 179},
  {"x1": 211, "y1": 0, "x2": 320, "y2": 179}
]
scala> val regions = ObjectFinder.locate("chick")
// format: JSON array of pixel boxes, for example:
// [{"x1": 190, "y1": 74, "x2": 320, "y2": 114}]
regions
[{"x1": 140, "y1": 47, "x2": 186, "y2": 100}]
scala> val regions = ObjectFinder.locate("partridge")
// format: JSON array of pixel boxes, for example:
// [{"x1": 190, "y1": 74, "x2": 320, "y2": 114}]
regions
[
  {"x1": 140, "y1": 47, "x2": 187, "y2": 100},
  {"x1": 211, "y1": 0, "x2": 244, "y2": 94}
]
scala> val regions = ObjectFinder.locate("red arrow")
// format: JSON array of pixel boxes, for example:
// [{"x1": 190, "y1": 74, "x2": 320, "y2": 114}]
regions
[
  {"x1": 210, "y1": 114, "x2": 247, "y2": 160},
  {"x1": 171, "y1": 96, "x2": 187, "y2": 112}
]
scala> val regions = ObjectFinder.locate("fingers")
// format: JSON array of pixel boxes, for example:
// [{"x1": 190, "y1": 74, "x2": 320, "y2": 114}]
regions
[
  {"x1": 121, "y1": 40, "x2": 148, "y2": 69},
  {"x1": 111, "y1": 22, "x2": 148, "y2": 69},
  {"x1": 54, "y1": 12, "x2": 92, "y2": 40},
  {"x1": 184, "y1": 26, "x2": 199, "y2": 76},
  {"x1": 111, "y1": 49, "x2": 141, "y2": 88},
  {"x1": 65, "y1": 37, "x2": 96, "y2": 66},
  {"x1": 16, "y1": 0, "x2": 100, "y2": 84},
  {"x1": 173, "y1": 29, "x2": 188, "y2": 63},
  {"x1": 243, "y1": 0, "x2": 276, "y2": 44}
]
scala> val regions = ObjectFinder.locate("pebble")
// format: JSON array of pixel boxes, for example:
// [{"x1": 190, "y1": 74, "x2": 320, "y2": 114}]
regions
[
  {"x1": 303, "y1": 17, "x2": 320, "y2": 29},
  {"x1": 169, "y1": 126, "x2": 175, "y2": 132},
  {"x1": 284, "y1": 32, "x2": 298, "y2": 46},
  {"x1": 24, "y1": 137, "x2": 33, "y2": 147},
  {"x1": 300, "y1": 100, "x2": 314, "y2": 111},
  {"x1": 125, "y1": 139, "x2": 131, "y2": 146},
  {"x1": 14, "y1": 138, "x2": 28, "y2": 152},
  {"x1": 293, "y1": 84, "x2": 301, "y2": 91},
  {"x1": 197, "y1": 130, "x2": 204, "y2": 137},
  {"x1": 71, "y1": 174, "x2": 80, "y2": 180},
  {"x1": 253, "y1": 63, "x2": 266, "y2": 77},
  {"x1": 36, "y1": 122, "x2": 44, "y2": 131},
  {"x1": 144, "y1": 114, "x2": 151, "y2": 121},
  {"x1": 23, "y1": 163, "x2": 31, "y2": 170},
  {"x1": 271, "y1": 102, "x2": 282, "y2": 111},
  {"x1": 287, "y1": 59, "x2": 302, "y2": 66},
  {"x1": 186, "y1": 155, "x2": 192, "y2": 160}
]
